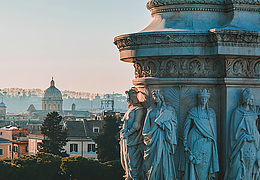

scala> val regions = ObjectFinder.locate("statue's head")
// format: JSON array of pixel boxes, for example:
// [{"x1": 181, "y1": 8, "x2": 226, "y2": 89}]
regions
[
  {"x1": 152, "y1": 89, "x2": 164, "y2": 103},
  {"x1": 125, "y1": 87, "x2": 139, "y2": 104},
  {"x1": 242, "y1": 88, "x2": 254, "y2": 106},
  {"x1": 198, "y1": 89, "x2": 210, "y2": 106}
]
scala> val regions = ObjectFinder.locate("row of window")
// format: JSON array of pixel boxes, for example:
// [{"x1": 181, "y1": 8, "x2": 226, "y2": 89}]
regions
[
  {"x1": 70, "y1": 143, "x2": 96, "y2": 153},
  {"x1": 44, "y1": 104, "x2": 61, "y2": 110}
]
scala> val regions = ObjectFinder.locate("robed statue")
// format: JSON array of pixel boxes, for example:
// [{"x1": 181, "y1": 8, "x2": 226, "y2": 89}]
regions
[
  {"x1": 120, "y1": 87, "x2": 146, "y2": 180},
  {"x1": 225, "y1": 88, "x2": 260, "y2": 180},
  {"x1": 143, "y1": 89, "x2": 178, "y2": 180},
  {"x1": 180, "y1": 89, "x2": 219, "y2": 179}
]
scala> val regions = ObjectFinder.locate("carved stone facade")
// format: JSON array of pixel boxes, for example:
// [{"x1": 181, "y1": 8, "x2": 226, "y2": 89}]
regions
[{"x1": 115, "y1": 0, "x2": 260, "y2": 179}]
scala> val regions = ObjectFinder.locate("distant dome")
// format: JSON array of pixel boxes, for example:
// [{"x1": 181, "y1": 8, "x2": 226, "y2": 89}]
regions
[
  {"x1": 42, "y1": 77, "x2": 63, "y2": 111},
  {"x1": 43, "y1": 78, "x2": 62, "y2": 99},
  {"x1": 0, "y1": 100, "x2": 6, "y2": 107}
]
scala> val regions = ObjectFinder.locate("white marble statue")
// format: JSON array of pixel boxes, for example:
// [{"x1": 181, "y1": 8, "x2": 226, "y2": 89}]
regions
[
  {"x1": 225, "y1": 88, "x2": 260, "y2": 180},
  {"x1": 120, "y1": 87, "x2": 146, "y2": 180},
  {"x1": 181, "y1": 89, "x2": 219, "y2": 180},
  {"x1": 143, "y1": 89, "x2": 178, "y2": 180}
]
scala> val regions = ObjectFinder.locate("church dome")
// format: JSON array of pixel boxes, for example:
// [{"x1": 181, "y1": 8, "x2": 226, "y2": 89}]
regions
[
  {"x1": 0, "y1": 102, "x2": 6, "y2": 107},
  {"x1": 43, "y1": 78, "x2": 62, "y2": 99}
]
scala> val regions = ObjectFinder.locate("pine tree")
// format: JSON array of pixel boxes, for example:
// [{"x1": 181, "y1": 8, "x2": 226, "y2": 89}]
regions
[
  {"x1": 40, "y1": 111, "x2": 68, "y2": 157},
  {"x1": 94, "y1": 115, "x2": 120, "y2": 162}
]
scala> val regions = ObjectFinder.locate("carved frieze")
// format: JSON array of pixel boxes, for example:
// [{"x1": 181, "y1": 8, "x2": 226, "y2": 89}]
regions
[
  {"x1": 133, "y1": 56, "x2": 224, "y2": 78},
  {"x1": 134, "y1": 56, "x2": 260, "y2": 78},
  {"x1": 226, "y1": 57, "x2": 260, "y2": 77}
]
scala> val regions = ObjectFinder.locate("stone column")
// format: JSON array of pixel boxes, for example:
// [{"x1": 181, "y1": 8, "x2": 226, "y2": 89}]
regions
[{"x1": 115, "y1": 0, "x2": 260, "y2": 179}]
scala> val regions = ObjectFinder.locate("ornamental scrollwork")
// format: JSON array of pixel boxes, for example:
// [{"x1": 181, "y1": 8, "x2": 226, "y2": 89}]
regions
[
  {"x1": 133, "y1": 56, "x2": 225, "y2": 78},
  {"x1": 134, "y1": 56, "x2": 260, "y2": 78},
  {"x1": 226, "y1": 57, "x2": 260, "y2": 77}
]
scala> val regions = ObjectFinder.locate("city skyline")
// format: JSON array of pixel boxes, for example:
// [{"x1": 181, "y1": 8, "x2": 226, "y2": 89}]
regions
[{"x1": 0, "y1": 0, "x2": 151, "y2": 94}]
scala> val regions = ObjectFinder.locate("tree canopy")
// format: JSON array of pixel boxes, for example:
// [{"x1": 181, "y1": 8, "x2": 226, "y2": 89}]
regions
[
  {"x1": 40, "y1": 111, "x2": 68, "y2": 157},
  {"x1": 94, "y1": 115, "x2": 120, "y2": 162}
]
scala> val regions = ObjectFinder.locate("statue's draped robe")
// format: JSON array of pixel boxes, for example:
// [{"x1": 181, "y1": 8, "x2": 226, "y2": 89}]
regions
[
  {"x1": 226, "y1": 105, "x2": 260, "y2": 180},
  {"x1": 143, "y1": 106, "x2": 177, "y2": 180},
  {"x1": 120, "y1": 105, "x2": 145, "y2": 180},
  {"x1": 180, "y1": 107, "x2": 219, "y2": 180}
]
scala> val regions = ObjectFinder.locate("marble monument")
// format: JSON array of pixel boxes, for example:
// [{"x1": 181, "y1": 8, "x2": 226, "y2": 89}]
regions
[{"x1": 115, "y1": 0, "x2": 260, "y2": 179}]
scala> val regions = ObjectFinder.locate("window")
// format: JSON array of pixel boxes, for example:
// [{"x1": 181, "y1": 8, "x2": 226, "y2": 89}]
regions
[
  {"x1": 88, "y1": 143, "x2": 96, "y2": 152},
  {"x1": 93, "y1": 127, "x2": 99, "y2": 133},
  {"x1": 49, "y1": 105, "x2": 51, "y2": 110},
  {"x1": 13, "y1": 146, "x2": 18, "y2": 152},
  {"x1": 0, "y1": 132, "x2": 2, "y2": 135},
  {"x1": 44, "y1": 104, "x2": 46, "y2": 110},
  {"x1": 53, "y1": 105, "x2": 56, "y2": 110},
  {"x1": 70, "y1": 143, "x2": 78, "y2": 152},
  {"x1": 0, "y1": 149, "x2": 3, "y2": 155}
]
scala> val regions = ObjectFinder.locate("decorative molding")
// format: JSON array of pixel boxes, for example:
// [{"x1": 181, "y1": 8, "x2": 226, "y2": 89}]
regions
[
  {"x1": 133, "y1": 56, "x2": 260, "y2": 78},
  {"x1": 150, "y1": 6, "x2": 260, "y2": 15},
  {"x1": 226, "y1": 57, "x2": 260, "y2": 77},
  {"x1": 146, "y1": 0, "x2": 226, "y2": 10},
  {"x1": 214, "y1": 29, "x2": 260, "y2": 43},
  {"x1": 114, "y1": 30, "x2": 260, "y2": 51},
  {"x1": 146, "y1": 0, "x2": 260, "y2": 10},
  {"x1": 133, "y1": 56, "x2": 225, "y2": 78},
  {"x1": 114, "y1": 33, "x2": 216, "y2": 51}
]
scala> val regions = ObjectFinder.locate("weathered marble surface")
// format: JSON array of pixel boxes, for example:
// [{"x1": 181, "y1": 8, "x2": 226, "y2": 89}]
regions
[
  {"x1": 143, "y1": 90, "x2": 177, "y2": 180},
  {"x1": 225, "y1": 89, "x2": 260, "y2": 180},
  {"x1": 115, "y1": 0, "x2": 260, "y2": 179},
  {"x1": 180, "y1": 89, "x2": 219, "y2": 179},
  {"x1": 120, "y1": 87, "x2": 146, "y2": 180}
]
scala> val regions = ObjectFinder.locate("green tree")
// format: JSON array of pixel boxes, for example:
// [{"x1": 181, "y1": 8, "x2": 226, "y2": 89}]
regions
[
  {"x1": 40, "y1": 111, "x2": 68, "y2": 157},
  {"x1": 94, "y1": 115, "x2": 120, "y2": 162}
]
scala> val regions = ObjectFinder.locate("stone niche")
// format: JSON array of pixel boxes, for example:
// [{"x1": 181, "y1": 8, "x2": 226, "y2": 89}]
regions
[{"x1": 115, "y1": 0, "x2": 260, "y2": 179}]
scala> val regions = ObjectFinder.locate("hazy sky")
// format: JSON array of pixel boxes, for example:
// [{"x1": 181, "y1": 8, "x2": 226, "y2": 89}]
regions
[{"x1": 0, "y1": 0, "x2": 151, "y2": 94}]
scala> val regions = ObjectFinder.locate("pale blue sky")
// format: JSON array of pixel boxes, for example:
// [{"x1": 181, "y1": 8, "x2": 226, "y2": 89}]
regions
[{"x1": 0, "y1": 0, "x2": 151, "y2": 94}]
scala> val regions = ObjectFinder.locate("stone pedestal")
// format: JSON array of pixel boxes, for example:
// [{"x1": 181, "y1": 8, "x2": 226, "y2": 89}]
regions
[{"x1": 115, "y1": 0, "x2": 260, "y2": 179}]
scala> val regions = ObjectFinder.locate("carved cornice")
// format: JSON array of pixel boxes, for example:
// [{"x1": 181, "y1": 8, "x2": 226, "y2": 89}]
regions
[
  {"x1": 146, "y1": 0, "x2": 226, "y2": 10},
  {"x1": 114, "y1": 32, "x2": 216, "y2": 51},
  {"x1": 114, "y1": 30, "x2": 260, "y2": 52},
  {"x1": 231, "y1": 0, "x2": 260, "y2": 5},
  {"x1": 146, "y1": 0, "x2": 260, "y2": 10},
  {"x1": 213, "y1": 29, "x2": 260, "y2": 47},
  {"x1": 151, "y1": 7, "x2": 227, "y2": 15}
]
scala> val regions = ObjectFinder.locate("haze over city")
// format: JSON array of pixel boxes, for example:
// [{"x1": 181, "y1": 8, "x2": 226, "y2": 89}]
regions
[{"x1": 0, "y1": 0, "x2": 151, "y2": 94}]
